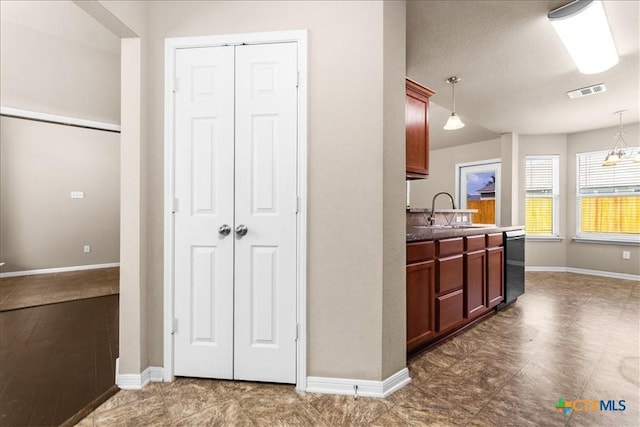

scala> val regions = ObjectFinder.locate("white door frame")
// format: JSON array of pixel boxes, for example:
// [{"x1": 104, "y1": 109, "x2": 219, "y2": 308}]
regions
[
  {"x1": 455, "y1": 158, "x2": 501, "y2": 225},
  {"x1": 163, "y1": 30, "x2": 308, "y2": 391}
]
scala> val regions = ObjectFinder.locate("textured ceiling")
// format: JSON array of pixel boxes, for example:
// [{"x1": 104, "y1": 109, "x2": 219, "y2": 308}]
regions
[{"x1": 407, "y1": 0, "x2": 640, "y2": 149}]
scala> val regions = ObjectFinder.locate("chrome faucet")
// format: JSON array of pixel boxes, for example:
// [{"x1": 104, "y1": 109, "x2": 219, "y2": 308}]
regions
[{"x1": 430, "y1": 192, "x2": 456, "y2": 225}]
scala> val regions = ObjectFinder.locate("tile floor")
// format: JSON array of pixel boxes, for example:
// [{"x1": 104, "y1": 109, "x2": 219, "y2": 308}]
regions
[
  {"x1": 0, "y1": 268, "x2": 119, "y2": 312},
  {"x1": 74, "y1": 272, "x2": 639, "y2": 426},
  {"x1": 0, "y1": 295, "x2": 119, "y2": 426}
]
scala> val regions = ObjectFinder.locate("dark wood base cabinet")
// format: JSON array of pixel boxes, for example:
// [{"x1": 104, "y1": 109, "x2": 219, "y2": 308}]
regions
[
  {"x1": 436, "y1": 289, "x2": 464, "y2": 332},
  {"x1": 487, "y1": 245, "x2": 504, "y2": 308},
  {"x1": 465, "y1": 250, "x2": 487, "y2": 318},
  {"x1": 406, "y1": 241, "x2": 436, "y2": 353},
  {"x1": 407, "y1": 233, "x2": 505, "y2": 354},
  {"x1": 406, "y1": 260, "x2": 435, "y2": 352}
]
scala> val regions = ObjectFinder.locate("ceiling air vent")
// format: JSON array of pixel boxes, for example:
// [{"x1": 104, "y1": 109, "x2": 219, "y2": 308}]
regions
[{"x1": 567, "y1": 83, "x2": 606, "y2": 99}]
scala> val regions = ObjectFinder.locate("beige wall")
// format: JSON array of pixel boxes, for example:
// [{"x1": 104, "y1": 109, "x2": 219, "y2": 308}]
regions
[
  {"x1": 0, "y1": 117, "x2": 120, "y2": 271},
  {"x1": 413, "y1": 126, "x2": 639, "y2": 277},
  {"x1": 409, "y1": 137, "x2": 502, "y2": 208},
  {"x1": 500, "y1": 133, "x2": 519, "y2": 226},
  {"x1": 0, "y1": 0, "x2": 120, "y2": 123},
  {"x1": 381, "y1": 0, "x2": 408, "y2": 379},
  {"x1": 566, "y1": 123, "x2": 640, "y2": 276},
  {"x1": 102, "y1": 0, "x2": 408, "y2": 380},
  {"x1": 518, "y1": 134, "x2": 568, "y2": 268},
  {"x1": 0, "y1": 1, "x2": 121, "y2": 273}
]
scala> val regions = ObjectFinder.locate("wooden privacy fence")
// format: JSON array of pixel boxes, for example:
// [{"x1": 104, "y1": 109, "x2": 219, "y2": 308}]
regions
[{"x1": 468, "y1": 199, "x2": 495, "y2": 224}]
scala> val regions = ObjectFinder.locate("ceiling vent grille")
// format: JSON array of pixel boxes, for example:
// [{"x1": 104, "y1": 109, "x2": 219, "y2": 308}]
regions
[{"x1": 567, "y1": 83, "x2": 606, "y2": 99}]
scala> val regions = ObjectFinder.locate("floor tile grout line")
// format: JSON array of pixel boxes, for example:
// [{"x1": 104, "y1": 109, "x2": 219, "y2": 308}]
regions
[{"x1": 460, "y1": 344, "x2": 539, "y2": 426}]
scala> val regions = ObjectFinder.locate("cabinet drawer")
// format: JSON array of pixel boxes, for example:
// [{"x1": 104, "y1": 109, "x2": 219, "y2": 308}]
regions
[
  {"x1": 407, "y1": 241, "x2": 435, "y2": 264},
  {"x1": 486, "y1": 233, "x2": 503, "y2": 248},
  {"x1": 436, "y1": 289, "x2": 464, "y2": 332},
  {"x1": 437, "y1": 237, "x2": 463, "y2": 257},
  {"x1": 436, "y1": 255, "x2": 463, "y2": 294},
  {"x1": 465, "y1": 235, "x2": 486, "y2": 252}
]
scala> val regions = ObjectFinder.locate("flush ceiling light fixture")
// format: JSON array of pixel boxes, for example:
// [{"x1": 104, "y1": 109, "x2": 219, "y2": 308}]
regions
[
  {"x1": 603, "y1": 110, "x2": 639, "y2": 166},
  {"x1": 548, "y1": 0, "x2": 618, "y2": 74},
  {"x1": 443, "y1": 76, "x2": 465, "y2": 130}
]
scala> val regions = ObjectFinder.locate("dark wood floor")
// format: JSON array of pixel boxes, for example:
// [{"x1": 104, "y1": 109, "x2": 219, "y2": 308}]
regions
[
  {"x1": 0, "y1": 268, "x2": 119, "y2": 312},
  {"x1": 0, "y1": 295, "x2": 119, "y2": 426}
]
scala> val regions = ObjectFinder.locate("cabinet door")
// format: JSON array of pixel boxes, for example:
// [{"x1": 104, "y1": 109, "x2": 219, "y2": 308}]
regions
[
  {"x1": 407, "y1": 260, "x2": 435, "y2": 352},
  {"x1": 487, "y1": 246, "x2": 504, "y2": 308},
  {"x1": 436, "y1": 289, "x2": 464, "y2": 333},
  {"x1": 436, "y1": 255, "x2": 464, "y2": 294},
  {"x1": 465, "y1": 250, "x2": 486, "y2": 318},
  {"x1": 406, "y1": 79, "x2": 434, "y2": 178}
]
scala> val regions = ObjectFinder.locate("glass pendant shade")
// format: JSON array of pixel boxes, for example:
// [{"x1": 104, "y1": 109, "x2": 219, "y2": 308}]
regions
[
  {"x1": 443, "y1": 76, "x2": 465, "y2": 130},
  {"x1": 444, "y1": 112, "x2": 465, "y2": 130},
  {"x1": 602, "y1": 151, "x2": 620, "y2": 166},
  {"x1": 602, "y1": 111, "x2": 632, "y2": 166}
]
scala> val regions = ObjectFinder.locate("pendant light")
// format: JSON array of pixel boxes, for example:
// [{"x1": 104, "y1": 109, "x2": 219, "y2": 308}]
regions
[
  {"x1": 443, "y1": 76, "x2": 465, "y2": 130},
  {"x1": 602, "y1": 110, "x2": 638, "y2": 166}
]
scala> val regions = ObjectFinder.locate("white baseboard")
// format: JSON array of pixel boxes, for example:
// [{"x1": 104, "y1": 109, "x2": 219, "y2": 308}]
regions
[
  {"x1": 0, "y1": 262, "x2": 120, "y2": 278},
  {"x1": 526, "y1": 266, "x2": 639, "y2": 282},
  {"x1": 306, "y1": 367, "x2": 411, "y2": 398},
  {"x1": 115, "y1": 358, "x2": 164, "y2": 390}
]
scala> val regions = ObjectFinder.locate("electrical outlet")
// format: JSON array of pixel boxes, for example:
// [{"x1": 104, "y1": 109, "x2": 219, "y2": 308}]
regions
[
  {"x1": 84, "y1": 245, "x2": 91, "y2": 254},
  {"x1": 71, "y1": 191, "x2": 84, "y2": 199},
  {"x1": 622, "y1": 251, "x2": 630, "y2": 260}
]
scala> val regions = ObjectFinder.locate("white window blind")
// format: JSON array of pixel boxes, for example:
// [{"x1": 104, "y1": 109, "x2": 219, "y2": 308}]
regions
[
  {"x1": 526, "y1": 157, "x2": 555, "y2": 194},
  {"x1": 576, "y1": 150, "x2": 640, "y2": 242},
  {"x1": 578, "y1": 150, "x2": 640, "y2": 194},
  {"x1": 525, "y1": 155, "x2": 559, "y2": 236}
]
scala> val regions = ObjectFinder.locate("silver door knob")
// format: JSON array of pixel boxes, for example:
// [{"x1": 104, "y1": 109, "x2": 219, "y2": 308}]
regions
[
  {"x1": 235, "y1": 224, "x2": 248, "y2": 236},
  {"x1": 218, "y1": 224, "x2": 231, "y2": 236}
]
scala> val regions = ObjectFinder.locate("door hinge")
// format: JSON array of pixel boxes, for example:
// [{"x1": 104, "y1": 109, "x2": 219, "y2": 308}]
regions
[
  {"x1": 173, "y1": 198, "x2": 179, "y2": 213},
  {"x1": 295, "y1": 197, "x2": 300, "y2": 214},
  {"x1": 174, "y1": 78, "x2": 180, "y2": 93},
  {"x1": 172, "y1": 318, "x2": 178, "y2": 335},
  {"x1": 295, "y1": 323, "x2": 299, "y2": 341},
  {"x1": 296, "y1": 71, "x2": 299, "y2": 88}
]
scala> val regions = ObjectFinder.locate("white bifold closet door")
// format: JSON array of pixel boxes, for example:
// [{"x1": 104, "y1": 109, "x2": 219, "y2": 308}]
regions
[{"x1": 173, "y1": 42, "x2": 298, "y2": 384}]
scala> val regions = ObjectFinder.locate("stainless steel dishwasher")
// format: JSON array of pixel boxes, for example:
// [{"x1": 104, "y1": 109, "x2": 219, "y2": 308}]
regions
[{"x1": 498, "y1": 229, "x2": 526, "y2": 309}]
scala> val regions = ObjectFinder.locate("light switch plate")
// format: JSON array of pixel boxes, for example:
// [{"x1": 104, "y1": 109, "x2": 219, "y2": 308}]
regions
[{"x1": 71, "y1": 191, "x2": 84, "y2": 199}]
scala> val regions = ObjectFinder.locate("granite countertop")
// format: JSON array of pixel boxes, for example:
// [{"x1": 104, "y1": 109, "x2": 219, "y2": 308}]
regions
[
  {"x1": 407, "y1": 225, "x2": 525, "y2": 242},
  {"x1": 407, "y1": 208, "x2": 478, "y2": 214}
]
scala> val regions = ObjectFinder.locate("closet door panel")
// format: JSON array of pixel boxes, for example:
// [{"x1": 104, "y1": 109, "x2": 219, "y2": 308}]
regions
[
  {"x1": 173, "y1": 46, "x2": 235, "y2": 379},
  {"x1": 233, "y1": 43, "x2": 298, "y2": 383}
]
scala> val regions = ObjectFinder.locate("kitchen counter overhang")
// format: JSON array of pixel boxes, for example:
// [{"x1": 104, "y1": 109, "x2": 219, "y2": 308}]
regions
[{"x1": 407, "y1": 225, "x2": 525, "y2": 242}]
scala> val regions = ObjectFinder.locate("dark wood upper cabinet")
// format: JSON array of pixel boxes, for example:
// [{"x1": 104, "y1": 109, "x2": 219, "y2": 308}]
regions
[{"x1": 406, "y1": 78, "x2": 435, "y2": 179}]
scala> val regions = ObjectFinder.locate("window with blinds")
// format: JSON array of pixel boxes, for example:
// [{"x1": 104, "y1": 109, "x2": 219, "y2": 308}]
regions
[
  {"x1": 525, "y1": 155, "x2": 559, "y2": 236},
  {"x1": 576, "y1": 150, "x2": 640, "y2": 242}
]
